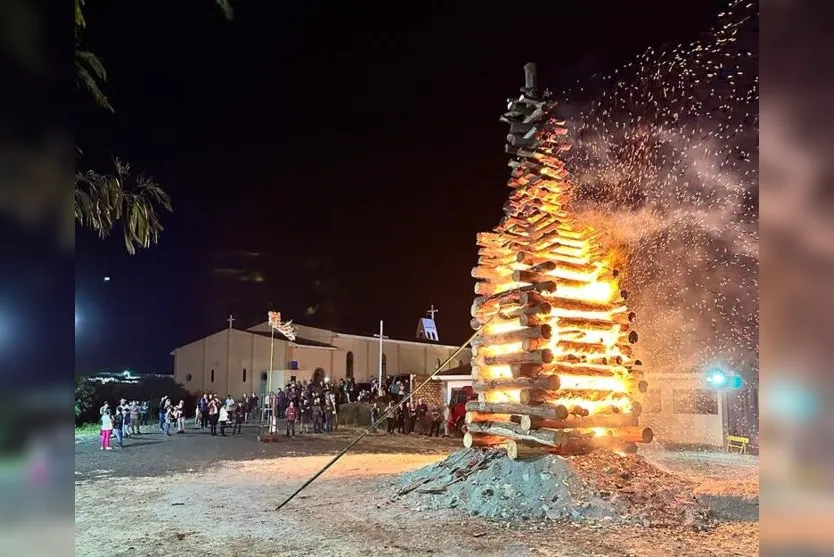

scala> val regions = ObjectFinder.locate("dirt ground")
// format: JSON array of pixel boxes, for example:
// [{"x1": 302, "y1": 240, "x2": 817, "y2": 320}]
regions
[{"x1": 75, "y1": 424, "x2": 759, "y2": 556}]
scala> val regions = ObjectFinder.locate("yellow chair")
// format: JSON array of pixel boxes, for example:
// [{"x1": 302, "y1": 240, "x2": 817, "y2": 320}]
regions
[{"x1": 726, "y1": 435, "x2": 749, "y2": 454}]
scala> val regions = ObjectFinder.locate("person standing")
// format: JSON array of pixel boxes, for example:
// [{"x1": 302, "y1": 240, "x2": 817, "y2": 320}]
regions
[
  {"x1": 164, "y1": 403, "x2": 175, "y2": 436},
  {"x1": 429, "y1": 406, "x2": 442, "y2": 437},
  {"x1": 386, "y1": 401, "x2": 398, "y2": 434},
  {"x1": 219, "y1": 404, "x2": 229, "y2": 437},
  {"x1": 176, "y1": 400, "x2": 186, "y2": 433},
  {"x1": 140, "y1": 400, "x2": 149, "y2": 427},
  {"x1": 285, "y1": 401, "x2": 297, "y2": 437},
  {"x1": 100, "y1": 409, "x2": 114, "y2": 450},
  {"x1": 443, "y1": 404, "x2": 452, "y2": 437},
  {"x1": 113, "y1": 407, "x2": 125, "y2": 448},
  {"x1": 415, "y1": 399, "x2": 428, "y2": 435},
  {"x1": 370, "y1": 402, "x2": 380, "y2": 433},
  {"x1": 119, "y1": 399, "x2": 131, "y2": 438},
  {"x1": 198, "y1": 394, "x2": 209, "y2": 429},
  {"x1": 208, "y1": 397, "x2": 219, "y2": 436},
  {"x1": 233, "y1": 402, "x2": 245, "y2": 434},
  {"x1": 312, "y1": 397, "x2": 322, "y2": 433},
  {"x1": 158, "y1": 396, "x2": 168, "y2": 432},
  {"x1": 130, "y1": 401, "x2": 140, "y2": 435}
]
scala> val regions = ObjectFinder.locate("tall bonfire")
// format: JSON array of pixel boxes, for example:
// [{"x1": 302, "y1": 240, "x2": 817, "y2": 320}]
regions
[{"x1": 465, "y1": 63, "x2": 652, "y2": 459}]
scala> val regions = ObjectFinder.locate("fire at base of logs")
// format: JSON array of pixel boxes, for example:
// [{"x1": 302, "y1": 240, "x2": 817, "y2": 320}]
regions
[{"x1": 467, "y1": 62, "x2": 652, "y2": 459}]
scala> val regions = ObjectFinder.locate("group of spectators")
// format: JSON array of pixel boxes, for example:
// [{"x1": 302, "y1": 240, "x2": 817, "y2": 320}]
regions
[
  {"x1": 373, "y1": 398, "x2": 451, "y2": 437},
  {"x1": 195, "y1": 393, "x2": 255, "y2": 436},
  {"x1": 265, "y1": 379, "x2": 346, "y2": 437},
  {"x1": 98, "y1": 399, "x2": 152, "y2": 449}
]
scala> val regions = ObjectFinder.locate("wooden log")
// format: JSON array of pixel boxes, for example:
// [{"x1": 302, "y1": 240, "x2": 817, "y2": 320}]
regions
[
  {"x1": 519, "y1": 413, "x2": 638, "y2": 432},
  {"x1": 465, "y1": 400, "x2": 569, "y2": 421},
  {"x1": 466, "y1": 420, "x2": 572, "y2": 448},
  {"x1": 465, "y1": 411, "x2": 513, "y2": 424},
  {"x1": 519, "y1": 388, "x2": 548, "y2": 405},
  {"x1": 630, "y1": 401, "x2": 642, "y2": 418},
  {"x1": 603, "y1": 426, "x2": 653, "y2": 444},
  {"x1": 612, "y1": 311, "x2": 637, "y2": 324},
  {"x1": 517, "y1": 252, "x2": 598, "y2": 274},
  {"x1": 512, "y1": 269, "x2": 556, "y2": 284},
  {"x1": 555, "y1": 317, "x2": 620, "y2": 332},
  {"x1": 545, "y1": 296, "x2": 620, "y2": 314},
  {"x1": 472, "y1": 374, "x2": 561, "y2": 394},
  {"x1": 506, "y1": 439, "x2": 557, "y2": 460},
  {"x1": 519, "y1": 313, "x2": 550, "y2": 327},
  {"x1": 518, "y1": 291, "x2": 546, "y2": 306},
  {"x1": 480, "y1": 324, "x2": 552, "y2": 345},
  {"x1": 521, "y1": 338, "x2": 549, "y2": 351},
  {"x1": 463, "y1": 431, "x2": 506, "y2": 448},
  {"x1": 476, "y1": 348, "x2": 554, "y2": 367},
  {"x1": 471, "y1": 266, "x2": 511, "y2": 280}
]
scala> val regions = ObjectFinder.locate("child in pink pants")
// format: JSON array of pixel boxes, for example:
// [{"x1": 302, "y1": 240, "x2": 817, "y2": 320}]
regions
[{"x1": 100, "y1": 409, "x2": 114, "y2": 450}]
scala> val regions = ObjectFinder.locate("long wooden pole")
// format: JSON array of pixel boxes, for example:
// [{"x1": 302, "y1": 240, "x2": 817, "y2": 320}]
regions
[{"x1": 274, "y1": 318, "x2": 490, "y2": 512}]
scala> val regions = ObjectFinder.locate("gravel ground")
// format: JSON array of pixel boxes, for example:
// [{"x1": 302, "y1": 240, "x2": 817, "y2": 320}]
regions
[
  {"x1": 75, "y1": 422, "x2": 459, "y2": 480},
  {"x1": 75, "y1": 424, "x2": 759, "y2": 556}
]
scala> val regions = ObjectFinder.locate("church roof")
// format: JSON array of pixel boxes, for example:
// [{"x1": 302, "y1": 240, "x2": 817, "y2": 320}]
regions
[{"x1": 248, "y1": 330, "x2": 337, "y2": 349}]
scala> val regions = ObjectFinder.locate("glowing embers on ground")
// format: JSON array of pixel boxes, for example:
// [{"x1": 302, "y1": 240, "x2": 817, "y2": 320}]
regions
[{"x1": 464, "y1": 63, "x2": 652, "y2": 458}]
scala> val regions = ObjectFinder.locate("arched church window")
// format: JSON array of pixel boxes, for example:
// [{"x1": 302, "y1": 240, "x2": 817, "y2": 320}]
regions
[
  {"x1": 346, "y1": 351, "x2": 354, "y2": 379},
  {"x1": 243, "y1": 368, "x2": 247, "y2": 382},
  {"x1": 210, "y1": 369, "x2": 215, "y2": 383},
  {"x1": 381, "y1": 354, "x2": 387, "y2": 375}
]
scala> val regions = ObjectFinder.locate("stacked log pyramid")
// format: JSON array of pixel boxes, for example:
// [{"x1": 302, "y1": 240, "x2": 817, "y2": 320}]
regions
[{"x1": 464, "y1": 63, "x2": 653, "y2": 459}]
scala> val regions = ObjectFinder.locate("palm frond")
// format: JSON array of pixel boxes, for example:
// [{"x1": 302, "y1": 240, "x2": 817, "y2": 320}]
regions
[
  {"x1": 75, "y1": 0, "x2": 86, "y2": 31},
  {"x1": 75, "y1": 48, "x2": 113, "y2": 112},
  {"x1": 216, "y1": 0, "x2": 234, "y2": 20},
  {"x1": 75, "y1": 158, "x2": 173, "y2": 254}
]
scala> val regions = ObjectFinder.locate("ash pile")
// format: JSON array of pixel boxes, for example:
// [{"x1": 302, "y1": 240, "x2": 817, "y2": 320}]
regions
[{"x1": 393, "y1": 448, "x2": 712, "y2": 529}]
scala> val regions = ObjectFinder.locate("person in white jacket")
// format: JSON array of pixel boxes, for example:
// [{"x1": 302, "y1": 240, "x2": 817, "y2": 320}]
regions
[{"x1": 219, "y1": 405, "x2": 229, "y2": 437}]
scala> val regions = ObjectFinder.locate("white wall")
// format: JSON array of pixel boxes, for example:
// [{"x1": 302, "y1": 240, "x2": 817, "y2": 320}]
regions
[{"x1": 642, "y1": 372, "x2": 724, "y2": 447}]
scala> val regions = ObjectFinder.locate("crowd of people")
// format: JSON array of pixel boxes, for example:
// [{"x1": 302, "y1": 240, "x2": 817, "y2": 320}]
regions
[
  {"x1": 97, "y1": 399, "x2": 153, "y2": 449},
  {"x1": 95, "y1": 375, "x2": 459, "y2": 450}
]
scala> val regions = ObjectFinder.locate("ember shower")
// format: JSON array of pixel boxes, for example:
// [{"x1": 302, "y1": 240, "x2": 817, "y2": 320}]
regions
[{"x1": 560, "y1": 0, "x2": 759, "y2": 380}]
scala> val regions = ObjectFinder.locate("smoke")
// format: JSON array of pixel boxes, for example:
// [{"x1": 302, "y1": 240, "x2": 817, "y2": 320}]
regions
[{"x1": 558, "y1": 0, "x2": 759, "y2": 377}]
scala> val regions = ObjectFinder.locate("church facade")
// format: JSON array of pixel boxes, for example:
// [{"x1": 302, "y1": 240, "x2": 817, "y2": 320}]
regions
[{"x1": 170, "y1": 321, "x2": 471, "y2": 397}]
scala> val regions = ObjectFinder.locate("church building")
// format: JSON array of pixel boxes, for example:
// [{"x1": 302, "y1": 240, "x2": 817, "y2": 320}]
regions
[{"x1": 170, "y1": 314, "x2": 472, "y2": 397}]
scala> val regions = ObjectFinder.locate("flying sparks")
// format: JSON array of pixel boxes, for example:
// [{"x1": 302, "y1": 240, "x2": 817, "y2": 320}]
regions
[{"x1": 560, "y1": 0, "x2": 759, "y2": 376}]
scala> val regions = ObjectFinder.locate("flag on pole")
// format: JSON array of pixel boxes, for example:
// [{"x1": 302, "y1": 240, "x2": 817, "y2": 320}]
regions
[{"x1": 267, "y1": 311, "x2": 297, "y2": 341}]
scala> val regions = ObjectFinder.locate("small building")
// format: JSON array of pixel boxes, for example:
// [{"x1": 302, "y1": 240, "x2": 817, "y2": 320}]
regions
[
  {"x1": 170, "y1": 321, "x2": 472, "y2": 396},
  {"x1": 642, "y1": 371, "x2": 726, "y2": 448}
]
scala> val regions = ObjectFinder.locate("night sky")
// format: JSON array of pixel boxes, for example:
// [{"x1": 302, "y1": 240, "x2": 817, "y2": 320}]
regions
[{"x1": 74, "y1": 0, "x2": 727, "y2": 375}]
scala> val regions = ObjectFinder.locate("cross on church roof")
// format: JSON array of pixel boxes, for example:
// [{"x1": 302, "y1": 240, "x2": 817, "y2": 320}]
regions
[
  {"x1": 227, "y1": 314, "x2": 235, "y2": 328},
  {"x1": 427, "y1": 304, "x2": 439, "y2": 320}
]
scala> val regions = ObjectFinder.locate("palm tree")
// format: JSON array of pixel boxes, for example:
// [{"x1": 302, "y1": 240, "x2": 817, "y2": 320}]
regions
[
  {"x1": 74, "y1": 0, "x2": 232, "y2": 253},
  {"x1": 75, "y1": 158, "x2": 173, "y2": 255}
]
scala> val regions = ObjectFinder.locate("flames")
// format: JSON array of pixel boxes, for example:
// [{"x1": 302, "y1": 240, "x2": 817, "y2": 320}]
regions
[{"x1": 464, "y1": 64, "x2": 650, "y2": 456}]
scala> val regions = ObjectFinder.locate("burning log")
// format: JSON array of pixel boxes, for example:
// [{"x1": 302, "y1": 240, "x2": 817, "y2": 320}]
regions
[
  {"x1": 465, "y1": 411, "x2": 513, "y2": 424},
  {"x1": 466, "y1": 400, "x2": 569, "y2": 421},
  {"x1": 519, "y1": 413, "x2": 638, "y2": 432},
  {"x1": 476, "y1": 348, "x2": 554, "y2": 367},
  {"x1": 479, "y1": 324, "x2": 552, "y2": 345},
  {"x1": 472, "y1": 374, "x2": 561, "y2": 394}
]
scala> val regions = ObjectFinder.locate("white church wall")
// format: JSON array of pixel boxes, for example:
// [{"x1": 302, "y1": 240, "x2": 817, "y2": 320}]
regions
[
  {"x1": 173, "y1": 339, "x2": 204, "y2": 392},
  {"x1": 286, "y1": 345, "x2": 334, "y2": 380},
  {"x1": 331, "y1": 337, "x2": 369, "y2": 381}
]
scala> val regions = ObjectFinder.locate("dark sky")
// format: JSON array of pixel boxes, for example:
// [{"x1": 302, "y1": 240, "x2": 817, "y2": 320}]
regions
[{"x1": 74, "y1": 0, "x2": 726, "y2": 375}]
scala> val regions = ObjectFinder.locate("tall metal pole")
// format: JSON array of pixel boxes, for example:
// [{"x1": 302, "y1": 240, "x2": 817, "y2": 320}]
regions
[{"x1": 377, "y1": 320, "x2": 384, "y2": 388}]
